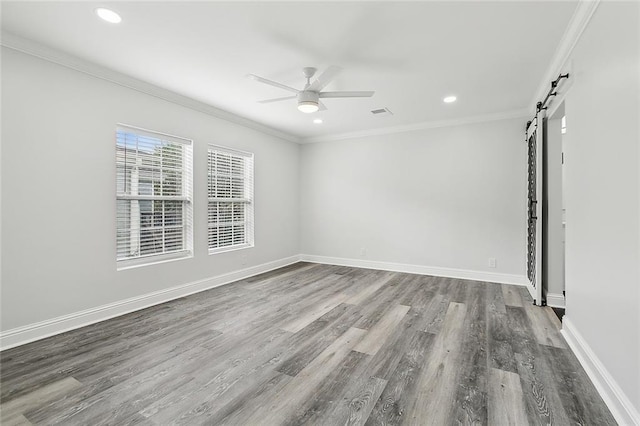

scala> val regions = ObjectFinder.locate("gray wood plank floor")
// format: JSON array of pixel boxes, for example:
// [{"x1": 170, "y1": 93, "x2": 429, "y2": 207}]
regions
[{"x1": 0, "y1": 263, "x2": 616, "y2": 425}]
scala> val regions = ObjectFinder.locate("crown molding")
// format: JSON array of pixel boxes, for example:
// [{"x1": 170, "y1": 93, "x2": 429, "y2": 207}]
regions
[
  {"x1": 302, "y1": 108, "x2": 530, "y2": 144},
  {"x1": 529, "y1": 0, "x2": 600, "y2": 109},
  {"x1": 1, "y1": 31, "x2": 540, "y2": 146},
  {"x1": 0, "y1": 31, "x2": 302, "y2": 144}
]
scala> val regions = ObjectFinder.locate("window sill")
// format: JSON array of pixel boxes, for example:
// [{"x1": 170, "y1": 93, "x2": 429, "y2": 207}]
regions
[
  {"x1": 208, "y1": 243, "x2": 254, "y2": 256},
  {"x1": 117, "y1": 250, "x2": 193, "y2": 271}
]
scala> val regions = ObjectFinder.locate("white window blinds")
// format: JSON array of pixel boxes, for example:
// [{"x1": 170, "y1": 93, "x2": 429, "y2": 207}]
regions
[
  {"x1": 207, "y1": 145, "x2": 254, "y2": 253},
  {"x1": 116, "y1": 125, "x2": 193, "y2": 266}
]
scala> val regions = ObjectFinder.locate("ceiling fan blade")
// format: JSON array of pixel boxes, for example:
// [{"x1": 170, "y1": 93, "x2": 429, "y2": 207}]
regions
[
  {"x1": 318, "y1": 101, "x2": 327, "y2": 111},
  {"x1": 247, "y1": 74, "x2": 299, "y2": 94},
  {"x1": 319, "y1": 91, "x2": 375, "y2": 98},
  {"x1": 258, "y1": 96, "x2": 297, "y2": 104},
  {"x1": 308, "y1": 66, "x2": 342, "y2": 92}
]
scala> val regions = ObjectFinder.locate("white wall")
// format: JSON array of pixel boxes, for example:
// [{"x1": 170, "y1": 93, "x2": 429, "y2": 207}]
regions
[
  {"x1": 563, "y1": 1, "x2": 639, "y2": 417},
  {"x1": 300, "y1": 118, "x2": 527, "y2": 279},
  {"x1": 1, "y1": 48, "x2": 300, "y2": 331}
]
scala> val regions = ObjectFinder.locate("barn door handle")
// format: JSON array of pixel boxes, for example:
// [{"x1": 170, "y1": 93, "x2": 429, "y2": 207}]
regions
[{"x1": 529, "y1": 199, "x2": 538, "y2": 220}]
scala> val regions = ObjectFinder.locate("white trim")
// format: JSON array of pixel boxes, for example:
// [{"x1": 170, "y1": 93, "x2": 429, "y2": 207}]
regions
[
  {"x1": 0, "y1": 31, "x2": 300, "y2": 144},
  {"x1": 207, "y1": 143, "x2": 253, "y2": 159},
  {"x1": 299, "y1": 254, "x2": 528, "y2": 286},
  {"x1": 117, "y1": 250, "x2": 193, "y2": 271},
  {"x1": 546, "y1": 292, "x2": 565, "y2": 308},
  {"x1": 302, "y1": 109, "x2": 530, "y2": 144},
  {"x1": 561, "y1": 317, "x2": 640, "y2": 426},
  {"x1": 0, "y1": 255, "x2": 301, "y2": 351},
  {"x1": 529, "y1": 0, "x2": 600, "y2": 109},
  {"x1": 117, "y1": 123, "x2": 193, "y2": 145},
  {"x1": 116, "y1": 195, "x2": 190, "y2": 201},
  {"x1": 208, "y1": 243, "x2": 253, "y2": 256}
]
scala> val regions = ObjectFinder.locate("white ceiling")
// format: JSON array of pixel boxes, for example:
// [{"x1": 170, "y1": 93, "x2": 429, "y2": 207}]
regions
[{"x1": 2, "y1": 1, "x2": 578, "y2": 141}]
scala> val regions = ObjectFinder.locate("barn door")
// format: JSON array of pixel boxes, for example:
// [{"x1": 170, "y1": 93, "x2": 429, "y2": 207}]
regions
[{"x1": 526, "y1": 112, "x2": 544, "y2": 305}]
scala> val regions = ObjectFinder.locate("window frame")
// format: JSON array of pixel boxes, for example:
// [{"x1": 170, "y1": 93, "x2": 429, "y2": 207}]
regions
[
  {"x1": 116, "y1": 124, "x2": 194, "y2": 270},
  {"x1": 207, "y1": 144, "x2": 255, "y2": 255}
]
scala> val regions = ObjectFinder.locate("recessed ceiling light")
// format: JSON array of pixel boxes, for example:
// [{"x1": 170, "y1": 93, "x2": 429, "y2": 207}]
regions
[
  {"x1": 313, "y1": 118, "x2": 323, "y2": 124},
  {"x1": 443, "y1": 95, "x2": 457, "y2": 103},
  {"x1": 95, "y1": 8, "x2": 122, "y2": 24}
]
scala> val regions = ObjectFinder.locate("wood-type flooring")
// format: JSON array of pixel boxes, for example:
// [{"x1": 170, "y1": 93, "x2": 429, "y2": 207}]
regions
[{"x1": 0, "y1": 263, "x2": 616, "y2": 425}]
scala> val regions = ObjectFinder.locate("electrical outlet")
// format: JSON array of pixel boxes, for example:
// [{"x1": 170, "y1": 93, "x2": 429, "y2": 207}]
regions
[
  {"x1": 488, "y1": 258, "x2": 497, "y2": 268},
  {"x1": 241, "y1": 255, "x2": 247, "y2": 266},
  {"x1": 359, "y1": 247, "x2": 367, "y2": 257}
]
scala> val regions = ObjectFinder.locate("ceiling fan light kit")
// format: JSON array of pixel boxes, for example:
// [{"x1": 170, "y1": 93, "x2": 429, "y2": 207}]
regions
[
  {"x1": 297, "y1": 91, "x2": 320, "y2": 113},
  {"x1": 248, "y1": 66, "x2": 375, "y2": 114},
  {"x1": 298, "y1": 102, "x2": 319, "y2": 113}
]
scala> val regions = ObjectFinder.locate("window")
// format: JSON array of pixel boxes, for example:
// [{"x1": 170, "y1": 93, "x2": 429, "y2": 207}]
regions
[
  {"x1": 207, "y1": 145, "x2": 254, "y2": 253},
  {"x1": 116, "y1": 125, "x2": 193, "y2": 267}
]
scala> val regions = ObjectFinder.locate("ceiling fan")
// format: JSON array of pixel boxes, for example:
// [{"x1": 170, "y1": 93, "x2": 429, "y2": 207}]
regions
[{"x1": 247, "y1": 66, "x2": 374, "y2": 113}]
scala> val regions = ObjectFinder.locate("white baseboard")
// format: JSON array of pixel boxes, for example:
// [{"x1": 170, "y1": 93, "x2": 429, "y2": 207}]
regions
[
  {"x1": 0, "y1": 254, "x2": 531, "y2": 351},
  {"x1": 561, "y1": 317, "x2": 640, "y2": 425},
  {"x1": 546, "y1": 292, "x2": 566, "y2": 308},
  {"x1": 0, "y1": 255, "x2": 301, "y2": 351},
  {"x1": 299, "y1": 254, "x2": 528, "y2": 286},
  {"x1": 5, "y1": 253, "x2": 636, "y2": 425}
]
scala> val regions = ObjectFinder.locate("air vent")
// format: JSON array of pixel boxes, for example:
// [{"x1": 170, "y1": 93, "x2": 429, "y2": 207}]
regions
[{"x1": 371, "y1": 108, "x2": 393, "y2": 117}]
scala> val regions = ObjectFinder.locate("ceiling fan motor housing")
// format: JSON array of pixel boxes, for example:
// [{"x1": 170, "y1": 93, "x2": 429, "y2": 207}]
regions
[
  {"x1": 298, "y1": 91, "x2": 319, "y2": 104},
  {"x1": 297, "y1": 90, "x2": 320, "y2": 112}
]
